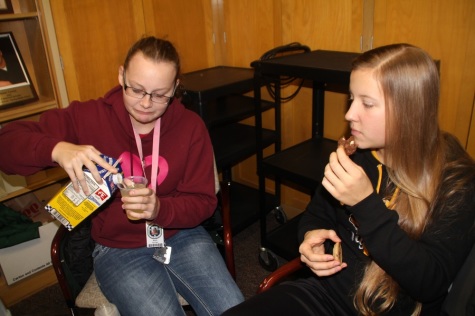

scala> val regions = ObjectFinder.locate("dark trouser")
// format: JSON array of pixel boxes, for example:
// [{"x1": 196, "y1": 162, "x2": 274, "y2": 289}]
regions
[{"x1": 222, "y1": 278, "x2": 353, "y2": 316}]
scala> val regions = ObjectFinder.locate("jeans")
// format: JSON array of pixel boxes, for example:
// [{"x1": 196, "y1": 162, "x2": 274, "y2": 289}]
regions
[{"x1": 93, "y1": 226, "x2": 244, "y2": 316}]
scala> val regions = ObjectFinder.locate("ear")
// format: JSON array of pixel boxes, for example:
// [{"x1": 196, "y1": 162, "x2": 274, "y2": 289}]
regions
[{"x1": 118, "y1": 66, "x2": 124, "y2": 86}]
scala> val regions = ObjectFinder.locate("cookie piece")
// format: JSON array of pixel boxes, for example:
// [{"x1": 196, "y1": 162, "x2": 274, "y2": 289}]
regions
[
  {"x1": 333, "y1": 242, "x2": 342, "y2": 262},
  {"x1": 338, "y1": 136, "x2": 357, "y2": 155}
]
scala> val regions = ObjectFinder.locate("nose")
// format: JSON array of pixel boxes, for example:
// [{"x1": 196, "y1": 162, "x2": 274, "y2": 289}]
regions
[
  {"x1": 345, "y1": 101, "x2": 356, "y2": 122},
  {"x1": 140, "y1": 94, "x2": 153, "y2": 109}
]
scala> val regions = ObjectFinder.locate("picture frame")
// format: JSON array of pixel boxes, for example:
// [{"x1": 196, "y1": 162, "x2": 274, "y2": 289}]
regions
[
  {"x1": 0, "y1": 0, "x2": 13, "y2": 14},
  {"x1": 0, "y1": 32, "x2": 38, "y2": 109}
]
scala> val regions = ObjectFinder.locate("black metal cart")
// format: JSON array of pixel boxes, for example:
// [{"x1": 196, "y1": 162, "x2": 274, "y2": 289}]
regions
[{"x1": 252, "y1": 50, "x2": 361, "y2": 271}]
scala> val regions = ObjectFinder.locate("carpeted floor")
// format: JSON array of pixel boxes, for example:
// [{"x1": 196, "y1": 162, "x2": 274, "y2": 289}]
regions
[{"x1": 8, "y1": 213, "x2": 289, "y2": 316}]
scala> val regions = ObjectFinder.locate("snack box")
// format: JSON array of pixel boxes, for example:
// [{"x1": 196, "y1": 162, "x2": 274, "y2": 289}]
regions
[{"x1": 45, "y1": 155, "x2": 122, "y2": 231}]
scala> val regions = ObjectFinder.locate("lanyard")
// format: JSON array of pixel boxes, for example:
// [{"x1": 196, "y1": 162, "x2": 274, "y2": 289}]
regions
[{"x1": 132, "y1": 118, "x2": 161, "y2": 192}]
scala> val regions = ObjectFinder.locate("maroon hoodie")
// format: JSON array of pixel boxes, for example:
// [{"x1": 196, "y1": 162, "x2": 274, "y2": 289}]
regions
[{"x1": 0, "y1": 85, "x2": 217, "y2": 247}]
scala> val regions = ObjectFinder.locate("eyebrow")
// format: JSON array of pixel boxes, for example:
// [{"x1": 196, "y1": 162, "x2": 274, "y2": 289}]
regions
[
  {"x1": 127, "y1": 81, "x2": 169, "y2": 94},
  {"x1": 349, "y1": 89, "x2": 377, "y2": 99}
]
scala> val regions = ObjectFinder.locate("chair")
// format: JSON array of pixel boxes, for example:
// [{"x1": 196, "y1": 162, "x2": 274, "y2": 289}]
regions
[
  {"x1": 51, "y1": 179, "x2": 235, "y2": 315},
  {"x1": 257, "y1": 257, "x2": 304, "y2": 294},
  {"x1": 257, "y1": 246, "x2": 475, "y2": 315}
]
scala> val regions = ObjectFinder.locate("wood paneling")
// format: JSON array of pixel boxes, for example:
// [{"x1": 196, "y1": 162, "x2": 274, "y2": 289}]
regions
[
  {"x1": 222, "y1": 0, "x2": 279, "y2": 67},
  {"x1": 232, "y1": 0, "x2": 363, "y2": 209},
  {"x1": 279, "y1": 0, "x2": 362, "y2": 141},
  {"x1": 373, "y1": 0, "x2": 475, "y2": 147},
  {"x1": 50, "y1": 0, "x2": 146, "y2": 102},
  {"x1": 50, "y1": 0, "x2": 215, "y2": 102},
  {"x1": 143, "y1": 0, "x2": 214, "y2": 73},
  {"x1": 467, "y1": 95, "x2": 475, "y2": 158}
]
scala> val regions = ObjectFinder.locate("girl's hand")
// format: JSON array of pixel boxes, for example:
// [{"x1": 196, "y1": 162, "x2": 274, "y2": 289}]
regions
[
  {"x1": 322, "y1": 146, "x2": 373, "y2": 206},
  {"x1": 122, "y1": 187, "x2": 161, "y2": 221},
  {"x1": 52, "y1": 142, "x2": 118, "y2": 194},
  {"x1": 299, "y1": 229, "x2": 347, "y2": 277}
]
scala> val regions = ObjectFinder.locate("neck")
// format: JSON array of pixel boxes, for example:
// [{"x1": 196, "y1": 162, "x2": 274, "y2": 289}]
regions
[
  {"x1": 375, "y1": 149, "x2": 385, "y2": 164},
  {"x1": 130, "y1": 117, "x2": 156, "y2": 134}
]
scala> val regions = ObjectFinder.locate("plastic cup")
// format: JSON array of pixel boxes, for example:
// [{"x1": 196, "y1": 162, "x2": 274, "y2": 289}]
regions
[{"x1": 118, "y1": 176, "x2": 148, "y2": 220}]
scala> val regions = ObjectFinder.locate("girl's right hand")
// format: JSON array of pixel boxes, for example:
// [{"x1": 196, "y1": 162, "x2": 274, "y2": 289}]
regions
[
  {"x1": 52, "y1": 141, "x2": 118, "y2": 194},
  {"x1": 299, "y1": 229, "x2": 347, "y2": 277}
]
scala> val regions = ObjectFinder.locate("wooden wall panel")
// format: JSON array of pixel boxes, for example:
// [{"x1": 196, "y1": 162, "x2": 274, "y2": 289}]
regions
[
  {"x1": 143, "y1": 0, "x2": 215, "y2": 73},
  {"x1": 280, "y1": 0, "x2": 361, "y2": 51},
  {"x1": 50, "y1": 0, "x2": 146, "y2": 102},
  {"x1": 373, "y1": 0, "x2": 475, "y2": 148},
  {"x1": 272, "y1": 0, "x2": 363, "y2": 211},
  {"x1": 278, "y1": 0, "x2": 362, "y2": 144},
  {"x1": 217, "y1": 0, "x2": 279, "y2": 196},
  {"x1": 221, "y1": 0, "x2": 279, "y2": 67},
  {"x1": 467, "y1": 95, "x2": 475, "y2": 158},
  {"x1": 233, "y1": 0, "x2": 363, "y2": 211}
]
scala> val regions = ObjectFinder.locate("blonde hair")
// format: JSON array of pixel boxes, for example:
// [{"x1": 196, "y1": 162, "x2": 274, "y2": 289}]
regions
[{"x1": 352, "y1": 44, "x2": 475, "y2": 315}]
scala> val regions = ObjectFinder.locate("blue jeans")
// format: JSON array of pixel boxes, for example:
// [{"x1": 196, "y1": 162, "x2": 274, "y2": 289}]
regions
[{"x1": 93, "y1": 226, "x2": 244, "y2": 316}]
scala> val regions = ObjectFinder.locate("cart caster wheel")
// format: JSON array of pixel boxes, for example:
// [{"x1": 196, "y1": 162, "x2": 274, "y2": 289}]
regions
[
  {"x1": 258, "y1": 248, "x2": 279, "y2": 271},
  {"x1": 273, "y1": 206, "x2": 287, "y2": 224}
]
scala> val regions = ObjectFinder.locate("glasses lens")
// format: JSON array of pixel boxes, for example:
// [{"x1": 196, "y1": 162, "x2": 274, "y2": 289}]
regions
[
  {"x1": 150, "y1": 94, "x2": 170, "y2": 104},
  {"x1": 126, "y1": 87, "x2": 146, "y2": 99},
  {"x1": 123, "y1": 77, "x2": 174, "y2": 104}
]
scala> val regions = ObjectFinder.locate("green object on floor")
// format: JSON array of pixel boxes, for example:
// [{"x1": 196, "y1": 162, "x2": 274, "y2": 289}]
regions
[{"x1": 0, "y1": 203, "x2": 41, "y2": 248}]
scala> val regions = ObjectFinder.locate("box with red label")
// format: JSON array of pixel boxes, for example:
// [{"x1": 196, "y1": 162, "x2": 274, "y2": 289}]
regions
[{"x1": 45, "y1": 155, "x2": 122, "y2": 230}]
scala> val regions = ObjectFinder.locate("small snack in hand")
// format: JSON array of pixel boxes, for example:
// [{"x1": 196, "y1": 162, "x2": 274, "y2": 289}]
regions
[
  {"x1": 333, "y1": 242, "x2": 342, "y2": 262},
  {"x1": 338, "y1": 136, "x2": 357, "y2": 155}
]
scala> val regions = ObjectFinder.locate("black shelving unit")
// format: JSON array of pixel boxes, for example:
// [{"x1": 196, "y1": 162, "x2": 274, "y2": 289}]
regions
[
  {"x1": 252, "y1": 50, "x2": 361, "y2": 271},
  {"x1": 182, "y1": 66, "x2": 278, "y2": 235}
]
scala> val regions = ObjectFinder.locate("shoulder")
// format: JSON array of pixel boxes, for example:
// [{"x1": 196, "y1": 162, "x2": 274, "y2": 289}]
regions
[
  {"x1": 433, "y1": 156, "x2": 475, "y2": 230},
  {"x1": 164, "y1": 99, "x2": 207, "y2": 130},
  {"x1": 440, "y1": 133, "x2": 475, "y2": 193},
  {"x1": 67, "y1": 86, "x2": 123, "y2": 113}
]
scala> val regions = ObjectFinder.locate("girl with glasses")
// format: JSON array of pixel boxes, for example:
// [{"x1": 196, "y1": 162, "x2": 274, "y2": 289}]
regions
[{"x1": 0, "y1": 36, "x2": 244, "y2": 316}]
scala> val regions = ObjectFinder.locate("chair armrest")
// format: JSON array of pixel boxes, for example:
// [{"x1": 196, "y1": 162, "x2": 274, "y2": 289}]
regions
[
  {"x1": 51, "y1": 224, "x2": 76, "y2": 308},
  {"x1": 219, "y1": 181, "x2": 236, "y2": 280},
  {"x1": 257, "y1": 257, "x2": 305, "y2": 294}
]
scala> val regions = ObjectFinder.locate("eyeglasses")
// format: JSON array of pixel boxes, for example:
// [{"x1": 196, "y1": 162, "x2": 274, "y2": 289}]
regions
[{"x1": 123, "y1": 73, "x2": 176, "y2": 104}]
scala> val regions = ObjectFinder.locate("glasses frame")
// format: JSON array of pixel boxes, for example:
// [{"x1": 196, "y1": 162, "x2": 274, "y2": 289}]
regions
[{"x1": 122, "y1": 72, "x2": 176, "y2": 104}]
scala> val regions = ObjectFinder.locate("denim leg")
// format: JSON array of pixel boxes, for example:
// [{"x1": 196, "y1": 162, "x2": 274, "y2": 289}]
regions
[
  {"x1": 166, "y1": 226, "x2": 244, "y2": 316},
  {"x1": 93, "y1": 226, "x2": 243, "y2": 316},
  {"x1": 93, "y1": 244, "x2": 186, "y2": 316}
]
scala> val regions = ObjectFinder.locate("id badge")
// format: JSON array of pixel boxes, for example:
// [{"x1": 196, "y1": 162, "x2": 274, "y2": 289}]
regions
[
  {"x1": 153, "y1": 246, "x2": 172, "y2": 264},
  {"x1": 146, "y1": 222, "x2": 164, "y2": 248}
]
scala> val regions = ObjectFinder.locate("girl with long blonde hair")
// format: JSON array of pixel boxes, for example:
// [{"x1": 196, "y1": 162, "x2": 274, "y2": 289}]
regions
[{"x1": 223, "y1": 43, "x2": 475, "y2": 315}]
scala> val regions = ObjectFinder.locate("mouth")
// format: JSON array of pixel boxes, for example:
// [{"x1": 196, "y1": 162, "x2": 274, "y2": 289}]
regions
[
  {"x1": 135, "y1": 109, "x2": 153, "y2": 116},
  {"x1": 350, "y1": 128, "x2": 359, "y2": 135}
]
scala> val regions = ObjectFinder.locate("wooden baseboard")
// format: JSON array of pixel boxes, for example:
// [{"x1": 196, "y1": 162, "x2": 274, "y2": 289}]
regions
[{"x1": 0, "y1": 266, "x2": 58, "y2": 307}]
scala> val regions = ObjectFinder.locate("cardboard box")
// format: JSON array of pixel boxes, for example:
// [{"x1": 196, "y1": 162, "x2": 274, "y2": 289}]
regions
[
  {"x1": 0, "y1": 221, "x2": 60, "y2": 285},
  {"x1": 45, "y1": 155, "x2": 122, "y2": 230},
  {"x1": 0, "y1": 171, "x2": 27, "y2": 198},
  {"x1": 3, "y1": 184, "x2": 61, "y2": 224}
]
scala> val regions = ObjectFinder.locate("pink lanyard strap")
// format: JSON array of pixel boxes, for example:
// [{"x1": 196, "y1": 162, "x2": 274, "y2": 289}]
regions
[{"x1": 132, "y1": 118, "x2": 161, "y2": 192}]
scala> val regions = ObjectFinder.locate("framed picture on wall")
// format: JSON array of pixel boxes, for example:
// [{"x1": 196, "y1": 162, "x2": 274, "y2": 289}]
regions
[
  {"x1": 0, "y1": 32, "x2": 38, "y2": 109},
  {"x1": 0, "y1": 0, "x2": 13, "y2": 14}
]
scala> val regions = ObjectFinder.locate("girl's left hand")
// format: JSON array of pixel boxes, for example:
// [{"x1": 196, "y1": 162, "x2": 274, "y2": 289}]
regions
[
  {"x1": 322, "y1": 147, "x2": 373, "y2": 206},
  {"x1": 121, "y1": 187, "x2": 161, "y2": 221}
]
